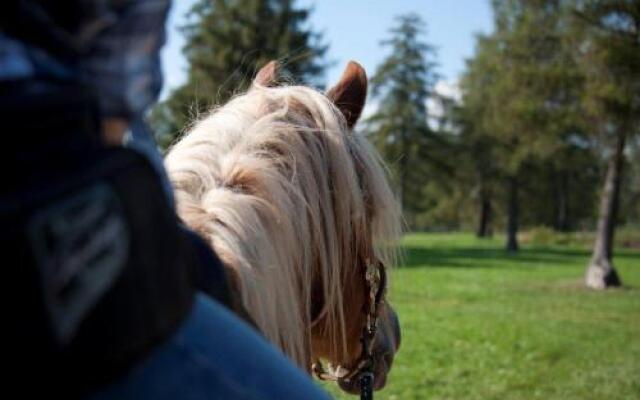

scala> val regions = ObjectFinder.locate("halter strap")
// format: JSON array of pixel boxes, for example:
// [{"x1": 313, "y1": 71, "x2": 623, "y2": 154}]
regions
[{"x1": 312, "y1": 259, "x2": 386, "y2": 400}]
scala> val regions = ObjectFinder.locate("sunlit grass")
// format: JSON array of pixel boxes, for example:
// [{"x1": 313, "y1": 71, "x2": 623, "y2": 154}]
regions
[{"x1": 325, "y1": 233, "x2": 640, "y2": 399}]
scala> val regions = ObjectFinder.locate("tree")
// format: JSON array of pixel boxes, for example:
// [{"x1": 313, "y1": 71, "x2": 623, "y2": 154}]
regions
[
  {"x1": 151, "y1": 0, "x2": 328, "y2": 146},
  {"x1": 569, "y1": 0, "x2": 640, "y2": 288},
  {"x1": 462, "y1": 0, "x2": 585, "y2": 252},
  {"x1": 365, "y1": 13, "x2": 441, "y2": 225}
]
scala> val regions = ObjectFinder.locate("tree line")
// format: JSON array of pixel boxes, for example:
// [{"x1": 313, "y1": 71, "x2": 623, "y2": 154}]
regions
[
  {"x1": 364, "y1": 0, "x2": 638, "y2": 289},
  {"x1": 151, "y1": 0, "x2": 639, "y2": 289}
]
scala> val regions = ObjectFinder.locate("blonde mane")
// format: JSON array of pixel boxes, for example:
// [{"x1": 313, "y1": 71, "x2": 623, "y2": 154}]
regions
[{"x1": 165, "y1": 83, "x2": 400, "y2": 368}]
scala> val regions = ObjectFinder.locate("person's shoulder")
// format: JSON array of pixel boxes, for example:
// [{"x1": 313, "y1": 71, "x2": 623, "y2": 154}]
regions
[{"x1": 90, "y1": 294, "x2": 331, "y2": 400}]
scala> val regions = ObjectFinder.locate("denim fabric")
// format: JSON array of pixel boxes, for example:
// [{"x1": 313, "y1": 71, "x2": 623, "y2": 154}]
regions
[{"x1": 89, "y1": 294, "x2": 331, "y2": 400}]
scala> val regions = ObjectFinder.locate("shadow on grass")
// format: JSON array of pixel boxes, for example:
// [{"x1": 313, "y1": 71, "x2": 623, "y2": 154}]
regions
[
  {"x1": 401, "y1": 245, "x2": 639, "y2": 269},
  {"x1": 401, "y1": 246, "x2": 577, "y2": 269}
]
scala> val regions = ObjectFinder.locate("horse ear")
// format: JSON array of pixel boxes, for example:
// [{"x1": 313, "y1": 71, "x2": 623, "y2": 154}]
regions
[
  {"x1": 253, "y1": 60, "x2": 279, "y2": 87},
  {"x1": 326, "y1": 61, "x2": 368, "y2": 129}
]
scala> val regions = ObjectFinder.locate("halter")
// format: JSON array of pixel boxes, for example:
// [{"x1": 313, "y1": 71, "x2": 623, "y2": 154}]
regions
[{"x1": 312, "y1": 258, "x2": 387, "y2": 400}]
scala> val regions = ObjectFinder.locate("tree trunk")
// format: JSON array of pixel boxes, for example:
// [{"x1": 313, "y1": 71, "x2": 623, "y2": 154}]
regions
[
  {"x1": 506, "y1": 176, "x2": 519, "y2": 253},
  {"x1": 585, "y1": 134, "x2": 625, "y2": 289},
  {"x1": 476, "y1": 184, "x2": 492, "y2": 238},
  {"x1": 555, "y1": 171, "x2": 570, "y2": 232}
]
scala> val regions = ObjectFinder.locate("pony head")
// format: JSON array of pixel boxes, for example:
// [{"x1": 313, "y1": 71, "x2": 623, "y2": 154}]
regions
[{"x1": 165, "y1": 60, "x2": 402, "y2": 393}]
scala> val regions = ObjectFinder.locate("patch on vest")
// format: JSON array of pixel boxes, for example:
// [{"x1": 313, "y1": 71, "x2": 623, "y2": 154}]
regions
[{"x1": 28, "y1": 183, "x2": 129, "y2": 346}]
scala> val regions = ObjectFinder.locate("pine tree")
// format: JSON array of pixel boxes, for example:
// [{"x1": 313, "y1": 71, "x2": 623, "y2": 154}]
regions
[
  {"x1": 365, "y1": 14, "x2": 440, "y2": 225},
  {"x1": 151, "y1": 0, "x2": 328, "y2": 147}
]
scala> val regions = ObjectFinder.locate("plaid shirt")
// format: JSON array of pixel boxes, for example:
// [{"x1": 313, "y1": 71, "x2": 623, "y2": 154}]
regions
[
  {"x1": 0, "y1": 0, "x2": 174, "y2": 202},
  {"x1": 0, "y1": 0, "x2": 171, "y2": 120}
]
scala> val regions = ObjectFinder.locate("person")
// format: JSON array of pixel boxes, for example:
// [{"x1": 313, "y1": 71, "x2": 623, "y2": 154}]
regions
[{"x1": 0, "y1": 1, "x2": 330, "y2": 398}]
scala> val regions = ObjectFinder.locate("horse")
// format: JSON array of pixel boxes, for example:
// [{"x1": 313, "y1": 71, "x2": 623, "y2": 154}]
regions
[{"x1": 164, "y1": 60, "x2": 402, "y2": 394}]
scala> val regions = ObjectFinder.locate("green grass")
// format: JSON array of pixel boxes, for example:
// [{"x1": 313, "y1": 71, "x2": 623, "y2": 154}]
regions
[{"x1": 325, "y1": 233, "x2": 640, "y2": 400}]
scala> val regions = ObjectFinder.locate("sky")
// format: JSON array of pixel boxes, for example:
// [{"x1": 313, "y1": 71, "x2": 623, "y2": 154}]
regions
[{"x1": 160, "y1": 0, "x2": 494, "y2": 99}]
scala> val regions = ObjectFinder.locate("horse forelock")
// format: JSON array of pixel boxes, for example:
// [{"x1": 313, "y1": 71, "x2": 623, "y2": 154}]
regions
[{"x1": 165, "y1": 84, "x2": 401, "y2": 369}]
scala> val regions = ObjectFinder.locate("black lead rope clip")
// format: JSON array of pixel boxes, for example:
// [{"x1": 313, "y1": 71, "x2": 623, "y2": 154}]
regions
[
  {"x1": 359, "y1": 370, "x2": 374, "y2": 400},
  {"x1": 358, "y1": 321, "x2": 376, "y2": 400}
]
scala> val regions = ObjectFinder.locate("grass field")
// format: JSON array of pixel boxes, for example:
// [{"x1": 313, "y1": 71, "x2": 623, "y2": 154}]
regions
[{"x1": 325, "y1": 233, "x2": 640, "y2": 400}]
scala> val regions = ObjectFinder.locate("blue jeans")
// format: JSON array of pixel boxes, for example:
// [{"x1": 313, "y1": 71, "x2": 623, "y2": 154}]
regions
[{"x1": 89, "y1": 294, "x2": 331, "y2": 400}]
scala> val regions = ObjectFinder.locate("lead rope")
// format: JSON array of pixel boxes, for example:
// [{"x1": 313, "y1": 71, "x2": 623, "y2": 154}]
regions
[{"x1": 358, "y1": 316, "x2": 375, "y2": 400}]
